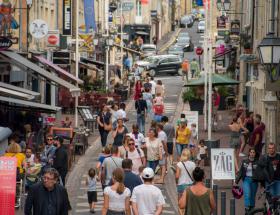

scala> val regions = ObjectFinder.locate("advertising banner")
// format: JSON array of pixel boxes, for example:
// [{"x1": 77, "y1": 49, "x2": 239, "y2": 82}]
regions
[
  {"x1": 0, "y1": 157, "x2": 17, "y2": 215},
  {"x1": 84, "y1": 0, "x2": 97, "y2": 33},
  {"x1": 211, "y1": 148, "x2": 235, "y2": 180},
  {"x1": 183, "y1": 111, "x2": 199, "y2": 138},
  {"x1": 63, "y1": 0, "x2": 72, "y2": 35}
]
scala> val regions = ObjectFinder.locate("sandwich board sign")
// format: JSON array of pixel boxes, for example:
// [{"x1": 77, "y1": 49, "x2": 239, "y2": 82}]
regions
[
  {"x1": 211, "y1": 148, "x2": 235, "y2": 180},
  {"x1": 184, "y1": 111, "x2": 199, "y2": 138}
]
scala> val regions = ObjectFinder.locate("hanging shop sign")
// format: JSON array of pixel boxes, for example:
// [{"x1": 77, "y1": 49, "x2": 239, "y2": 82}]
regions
[
  {"x1": 151, "y1": 10, "x2": 158, "y2": 18},
  {"x1": 217, "y1": 16, "x2": 226, "y2": 29},
  {"x1": 119, "y1": 2, "x2": 134, "y2": 12},
  {"x1": 63, "y1": 0, "x2": 72, "y2": 35},
  {"x1": 211, "y1": 148, "x2": 235, "y2": 180},
  {"x1": 0, "y1": 37, "x2": 13, "y2": 50},
  {"x1": 29, "y1": 19, "x2": 48, "y2": 39},
  {"x1": 230, "y1": 20, "x2": 240, "y2": 35},
  {"x1": 47, "y1": 30, "x2": 60, "y2": 47}
]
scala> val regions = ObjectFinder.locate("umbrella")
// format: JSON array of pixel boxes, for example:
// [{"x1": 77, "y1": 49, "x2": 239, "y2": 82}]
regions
[{"x1": 184, "y1": 74, "x2": 239, "y2": 86}]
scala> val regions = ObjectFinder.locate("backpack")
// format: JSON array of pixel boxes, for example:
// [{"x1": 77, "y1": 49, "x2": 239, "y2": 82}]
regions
[
  {"x1": 125, "y1": 149, "x2": 143, "y2": 164},
  {"x1": 153, "y1": 104, "x2": 164, "y2": 115}
]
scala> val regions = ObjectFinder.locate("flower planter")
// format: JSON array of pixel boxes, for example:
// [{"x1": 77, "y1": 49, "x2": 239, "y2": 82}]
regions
[
  {"x1": 244, "y1": 48, "x2": 253, "y2": 54},
  {"x1": 189, "y1": 99, "x2": 204, "y2": 115}
]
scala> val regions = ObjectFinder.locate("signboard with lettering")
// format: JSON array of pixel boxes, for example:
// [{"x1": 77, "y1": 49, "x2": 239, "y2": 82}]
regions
[
  {"x1": 151, "y1": 10, "x2": 157, "y2": 18},
  {"x1": 0, "y1": 37, "x2": 13, "y2": 50},
  {"x1": 118, "y1": 2, "x2": 134, "y2": 11},
  {"x1": 183, "y1": 111, "x2": 199, "y2": 138},
  {"x1": 231, "y1": 20, "x2": 240, "y2": 35},
  {"x1": 211, "y1": 148, "x2": 235, "y2": 180},
  {"x1": 63, "y1": 0, "x2": 72, "y2": 35},
  {"x1": 217, "y1": 16, "x2": 226, "y2": 29},
  {"x1": 50, "y1": 127, "x2": 73, "y2": 139},
  {"x1": 0, "y1": 157, "x2": 17, "y2": 214}
]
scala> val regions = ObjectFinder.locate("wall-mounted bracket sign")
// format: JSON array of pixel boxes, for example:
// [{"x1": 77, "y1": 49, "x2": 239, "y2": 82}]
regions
[{"x1": 0, "y1": 37, "x2": 13, "y2": 50}]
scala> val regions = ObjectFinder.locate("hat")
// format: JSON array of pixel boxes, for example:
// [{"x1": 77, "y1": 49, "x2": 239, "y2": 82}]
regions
[{"x1": 142, "y1": 167, "x2": 155, "y2": 179}]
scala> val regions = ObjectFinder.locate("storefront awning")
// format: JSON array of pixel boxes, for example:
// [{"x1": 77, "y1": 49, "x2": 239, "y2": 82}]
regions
[
  {"x1": 35, "y1": 56, "x2": 84, "y2": 84},
  {"x1": 240, "y1": 54, "x2": 259, "y2": 63},
  {"x1": 0, "y1": 82, "x2": 40, "y2": 97},
  {"x1": 0, "y1": 51, "x2": 80, "y2": 94},
  {"x1": 0, "y1": 87, "x2": 35, "y2": 100},
  {"x1": 114, "y1": 44, "x2": 142, "y2": 55},
  {"x1": 213, "y1": 48, "x2": 235, "y2": 60},
  {"x1": 0, "y1": 95, "x2": 61, "y2": 112},
  {"x1": 79, "y1": 61, "x2": 104, "y2": 72}
]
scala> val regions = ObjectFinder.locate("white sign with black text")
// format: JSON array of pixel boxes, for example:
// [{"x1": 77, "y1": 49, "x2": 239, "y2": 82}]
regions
[
  {"x1": 211, "y1": 148, "x2": 235, "y2": 180},
  {"x1": 183, "y1": 111, "x2": 199, "y2": 138}
]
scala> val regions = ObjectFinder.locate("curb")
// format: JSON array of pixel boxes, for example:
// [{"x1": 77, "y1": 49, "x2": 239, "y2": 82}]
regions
[{"x1": 158, "y1": 28, "x2": 182, "y2": 53}]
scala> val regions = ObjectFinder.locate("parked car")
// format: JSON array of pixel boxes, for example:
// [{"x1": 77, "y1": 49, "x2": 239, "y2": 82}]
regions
[
  {"x1": 168, "y1": 45, "x2": 184, "y2": 58},
  {"x1": 175, "y1": 37, "x2": 194, "y2": 52},
  {"x1": 143, "y1": 55, "x2": 183, "y2": 77},
  {"x1": 180, "y1": 15, "x2": 194, "y2": 28},
  {"x1": 140, "y1": 44, "x2": 157, "y2": 58},
  {"x1": 197, "y1": 21, "x2": 205, "y2": 33}
]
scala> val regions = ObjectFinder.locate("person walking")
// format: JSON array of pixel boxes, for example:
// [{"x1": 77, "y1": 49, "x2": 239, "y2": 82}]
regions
[
  {"x1": 258, "y1": 142, "x2": 280, "y2": 197},
  {"x1": 96, "y1": 145, "x2": 111, "y2": 190},
  {"x1": 121, "y1": 159, "x2": 143, "y2": 193},
  {"x1": 156, "y1": 123, "x2": 168, "y2": 184},
  {"x1": 150, "y1": 77, "x2": 157, "y2": 98},
  {"x1": 161, "y1": 116, "x2": 175, "y2": 165},
  {"x1": 181, "y1": 59, "x2": 189, "y2": 81},
  {"x1": 53, "y1": 136, "x2": 68, "y2": 186},
  {"x1": 134, "y1": 80, "x2": 142, "y2": 101},
  {"x1": 143, "y1": 128, "x2": 163, "y2": 172},
  {"x1": 229, "y1": 116, "x2": 247, "y2": 171},
  {"x1": 153, "y1": 92, "x2": 164, "y2": 122},
  {"x1": 131, "y1": 167, "x2": 165, "y2": 215},
  {"x1": 102, "y1": 168, "x2": 131, "y2": 215},
  {"x1": 135, "y1": 93, "x2": 148, "y2": 135},
  {"x1": 155, "y1": 80, "x2": 165, "y2": 97},
  {"x1": 175, "y1": 149, "x2": 196, "y2": 199},
  {"x1": 175, "y1": 119, "x2": 191, "y2": 160},
  {"x1": 142, "y1": 87, "x2": 153, "y2": 119},
  {"x1": 24, "y1": 168, "x2": 71, "y2": 215},
  {"x1": 102, "y1": 146, "x2": 123, "y2": 187},
  {"x1": 40, "y1": 134, "x2": 56, "y2": 172},
  {"x1": 128, "y1": 124, "x2": 145, "y2": 149},
  {"x1": 235, "y1": 148, "x2": 259, "y2": 213},
  {"x1": 112, "y1": 118, "x2": 128, "y2": 147},
  {"x1": 249, "y1": 114, "x2": 265, "y2": 158},
  {"x1": 86, "y1": 168, "x2": 97, "y2": 213},
  {"x1": 190, "y1": 58, "x2": 200, "y2": 78},
  {"x1": 5, "y1": 141, "x2": 25, "y2": 175},
  {"x1": 97, "y1": 104, "x2": 112, "y2": 148},
  {"x1": 124, "y1": 138, "x2": 146, "y2": 175},
  {"x1": 179, "y1": 167, "x2": 216, "y2": 215}
]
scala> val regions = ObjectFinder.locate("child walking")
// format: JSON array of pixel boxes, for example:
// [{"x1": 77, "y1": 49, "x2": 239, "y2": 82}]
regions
[
  {"x1": 197, "y1": 139, "x2": 208, "y2": 167},
  {"x1": 86, "y1": 168, "x2": 97, "y2": 213}
]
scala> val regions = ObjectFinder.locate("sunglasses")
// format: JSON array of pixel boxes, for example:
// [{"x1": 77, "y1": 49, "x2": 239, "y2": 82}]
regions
[
  {"x1": 128, "y1": 142, "x2": 135, "y2": 146},
  {"x1": 47, "y1": 139, "x2": 53, "y2": 141}
]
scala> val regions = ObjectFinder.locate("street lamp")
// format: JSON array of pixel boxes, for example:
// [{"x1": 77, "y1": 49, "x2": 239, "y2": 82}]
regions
[
  {"x1": 258, "y1": 32, "x2": 280, "y2": 82},
  {"x1": 216, "y1": 0, "x2": 231, "y2": 11}
]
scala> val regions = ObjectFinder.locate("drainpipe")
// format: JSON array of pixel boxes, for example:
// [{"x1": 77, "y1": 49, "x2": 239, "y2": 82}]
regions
[{"x1": 19, "y1": 0, "x2": 22, "y2": 52}]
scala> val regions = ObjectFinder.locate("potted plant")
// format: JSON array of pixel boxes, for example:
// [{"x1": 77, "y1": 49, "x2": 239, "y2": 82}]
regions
[
  {"x1": 217, "y1": 86, "x2": 229, "y2": 110},
  {"x1": 182, "y1": 87, "x2": 204, "y2": 115},
  {"x1": 240, "y1": 32, "x2": 252, "y2": 54}
]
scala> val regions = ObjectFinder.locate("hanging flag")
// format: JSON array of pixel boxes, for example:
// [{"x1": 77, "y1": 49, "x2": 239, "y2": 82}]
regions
[
  {"x1": 203, "y1": 0, "x2": 210, "y2": 9},
  {"x1": 84, "y1": 0, "x2": 97, "y2": 33},
  {"x1": 141, "y1": 0, "x2": 149, "y2": 4}
]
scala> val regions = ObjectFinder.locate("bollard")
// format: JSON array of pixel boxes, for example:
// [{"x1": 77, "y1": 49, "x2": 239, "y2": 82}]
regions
[
  {"x1": 230, "y1": 198, "x2": 235, "y2": 215},
  {"x1": 221, "y1": 191, "x2": 226, "y2": 215},
  {"x1": 213, "y1": 184, "x2": 218, "y2": 215},
  {"x1": 205, "y1": 179, "x2": 211, "y2": 188}
]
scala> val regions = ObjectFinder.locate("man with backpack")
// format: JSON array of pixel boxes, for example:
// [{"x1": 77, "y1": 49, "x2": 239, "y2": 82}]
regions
[{"x1": 125, "y1": 138, "x2": 146, "y2": 175}]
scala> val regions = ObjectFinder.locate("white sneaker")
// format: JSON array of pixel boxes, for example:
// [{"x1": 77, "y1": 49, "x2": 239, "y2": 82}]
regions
[{"x1": 239, "y1": 153, "x2": 246, "y2": 157}]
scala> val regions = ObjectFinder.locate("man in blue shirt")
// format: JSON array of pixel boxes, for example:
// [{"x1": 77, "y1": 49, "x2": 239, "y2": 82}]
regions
[{"x1": 122, "y1": 159, "x2": 143, "y2": 193}]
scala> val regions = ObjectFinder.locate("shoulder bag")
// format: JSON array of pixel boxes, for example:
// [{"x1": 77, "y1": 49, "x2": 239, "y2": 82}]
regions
[
  {"x1": 103, "y1": 115, "x2": 112, "y2": 131},
  {"x1": 181, "y1": 161, "x2": 194, "y2": 182}
]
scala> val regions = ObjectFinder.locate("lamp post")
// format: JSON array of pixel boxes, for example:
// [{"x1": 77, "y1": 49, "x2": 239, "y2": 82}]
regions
[
  {"x1": 258, "y1": 33, "x2": 280, "y2": 82},
  {"x1": 216, "y1": 0, "x2": 231, "y2": 11}
]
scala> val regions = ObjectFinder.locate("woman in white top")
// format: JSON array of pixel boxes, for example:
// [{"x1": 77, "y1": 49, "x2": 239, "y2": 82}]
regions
[
  {"x1": 102, "y1": 168, "x2": 131, "y2": 215},
  {"x1": 143, "y1": 128, "x2": 163, "y2": 172},
  {"x1": 175, "y1": 148, "x2": 196, "y2": 198}
]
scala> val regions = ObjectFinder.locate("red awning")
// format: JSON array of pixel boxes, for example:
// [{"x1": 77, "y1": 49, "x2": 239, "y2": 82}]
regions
[
  {"x1": 213, "y1": 48, "x2": 234, "y2": 60},
  {"x1": 35, "y1": 56, "x2": 84, "y2": 84}
]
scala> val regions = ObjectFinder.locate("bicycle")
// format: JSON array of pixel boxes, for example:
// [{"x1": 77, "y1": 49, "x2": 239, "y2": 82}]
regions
[{"x1": 248, "y1": 184, "x2": 280, "y2": 215}]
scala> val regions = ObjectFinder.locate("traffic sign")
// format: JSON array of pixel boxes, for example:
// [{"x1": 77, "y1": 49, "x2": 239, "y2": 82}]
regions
[
  {"x1": 29, "y1": 19, "x2": 48, "y2": 39},
  {"x1": 196, "y1": 47, "x2": 204, "y2": 55}
]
